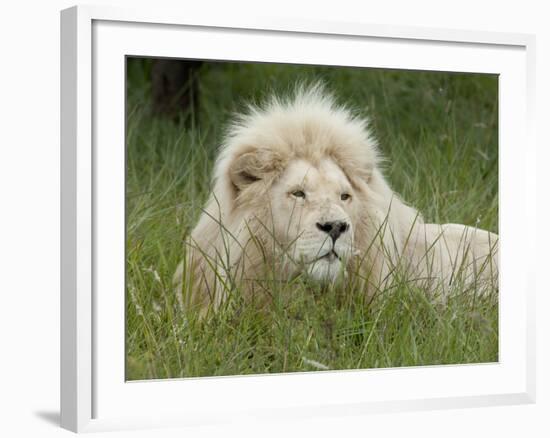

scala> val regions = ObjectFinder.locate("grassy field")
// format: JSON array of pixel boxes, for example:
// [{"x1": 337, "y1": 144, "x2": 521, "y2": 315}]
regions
[{"x1": 125, "y1": 59, "x2": 498, "y2": 380}]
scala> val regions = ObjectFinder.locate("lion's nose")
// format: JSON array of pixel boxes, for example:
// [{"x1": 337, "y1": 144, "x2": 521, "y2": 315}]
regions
[{"x1": 316, "y1": 221, "x2": 349, "y2": 242}]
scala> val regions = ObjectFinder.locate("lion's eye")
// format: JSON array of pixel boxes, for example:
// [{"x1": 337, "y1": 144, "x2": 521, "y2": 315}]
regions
[
  {"x1": 292, "y1": 190, "x2": 306, "y2": 199},
  {"x1": 341, "y1": 193, "x2": 351, "y2": 201}
]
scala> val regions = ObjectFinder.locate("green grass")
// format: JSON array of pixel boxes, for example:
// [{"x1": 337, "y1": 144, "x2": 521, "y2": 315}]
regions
[{"x1": 125, "y1": 59, "x2": 498, "y2": 380}]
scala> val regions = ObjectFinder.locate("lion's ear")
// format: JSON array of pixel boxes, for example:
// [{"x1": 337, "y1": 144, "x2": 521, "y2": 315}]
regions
[
  {"x1": 228, "y1": 149, "x2": 283, "y2": 191},
  {"x1": 336, "y1": 157, "x2": 374, "y2": 189}
]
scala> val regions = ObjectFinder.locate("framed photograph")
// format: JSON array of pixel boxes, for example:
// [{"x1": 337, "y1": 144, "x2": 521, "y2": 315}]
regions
[{"x1": 61, "y1": 5, "x2": 536, "y2": 433}]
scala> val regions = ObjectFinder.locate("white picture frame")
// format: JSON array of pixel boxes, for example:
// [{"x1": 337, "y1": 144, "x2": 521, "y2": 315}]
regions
[{"x1": 60, "y1": 4, "x2": 537, "y2": 433}]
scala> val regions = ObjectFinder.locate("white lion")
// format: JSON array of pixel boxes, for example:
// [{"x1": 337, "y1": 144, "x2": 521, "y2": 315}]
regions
[{"x1": 174, "y1": 84, "x2": 498, "y2": 316}]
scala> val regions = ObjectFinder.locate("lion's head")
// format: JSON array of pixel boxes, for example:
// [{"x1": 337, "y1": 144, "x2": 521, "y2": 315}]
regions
[
  {"x1": 267, "y1": 158, "x2": 356, "y2": 282},
  {"x1": 174, "y1": 84, "x2": 421, "y2": 314}
]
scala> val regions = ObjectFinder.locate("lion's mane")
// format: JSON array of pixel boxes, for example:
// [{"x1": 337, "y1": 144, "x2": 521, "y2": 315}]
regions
[{"x1": 173, "y1": 84, "x2": 426, "y2": 315}]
